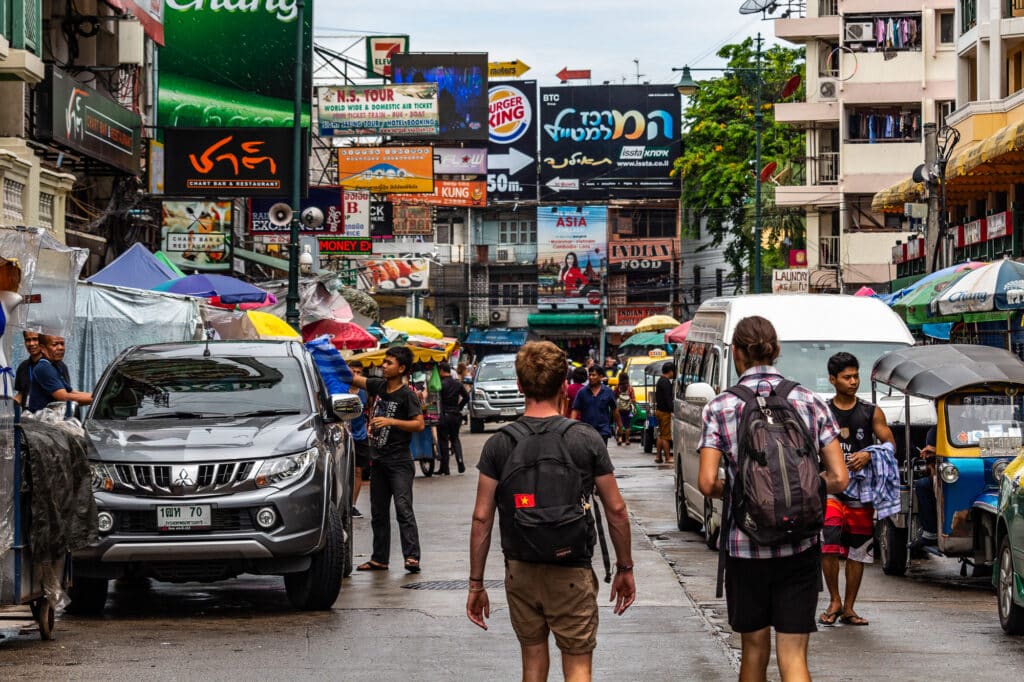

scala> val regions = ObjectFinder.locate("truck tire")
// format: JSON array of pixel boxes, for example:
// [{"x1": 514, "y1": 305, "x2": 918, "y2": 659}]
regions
[
  {"x1": 676, "y1": 466, "x2": 701, "y2": 532},
  {"x1": 877, "y1": 517, "x2": 908, "y2": 576},
  {"x1": 66, "y1": 575, "x2": 109, "y2": 616},
  {"x1": 999, "y1": 536, "x2": 1024, "y2": 634},
  {"x1": 286, "y1": 506, "x2": 344, "y2": 610},
  {"x1": 470, "y1": 417, "x2": 485, "y2": 434}
]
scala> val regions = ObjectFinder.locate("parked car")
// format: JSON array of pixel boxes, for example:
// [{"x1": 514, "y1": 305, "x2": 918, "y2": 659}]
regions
[
  {"x1": 468, "y1": 353, "x2": 524, "y2": 433},
  {"x1": 69, "y1": 341, "x2": 363, "y2": 614},
  {"x1": 996, "y1": 450, "x2": 1024, "y2": 634}
]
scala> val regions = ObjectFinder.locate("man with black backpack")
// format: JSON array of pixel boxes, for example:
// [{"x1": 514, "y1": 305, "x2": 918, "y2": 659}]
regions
[
  {"x1": 467, "y1": 341, "x2": 636, "y2": 682},
  {"x1": 698, "y1": 316, "x2": 848, "y2": 682}
]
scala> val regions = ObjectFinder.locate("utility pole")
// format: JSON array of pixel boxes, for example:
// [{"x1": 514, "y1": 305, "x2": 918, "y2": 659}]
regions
[
  {"x1": 923, "y1": 122, "x2": 939, "y2": 274},
  {"x1": 285, "y1": 0, "x2": 306, "y2": 330},
  {"x1": 633, "y1": 58, "x2": 645, "y2": 85},
  {"x1": 752, "y1": 33, "x2": 764, "y2": 293}
]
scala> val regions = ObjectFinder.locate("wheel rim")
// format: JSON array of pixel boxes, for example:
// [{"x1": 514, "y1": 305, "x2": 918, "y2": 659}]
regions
[
  {"x1": 1000, "y1": 545, "x2": 1014, "y2": 620},
  {"x1": 704, "y1": 498, "x2": 713, "y2": 532}
]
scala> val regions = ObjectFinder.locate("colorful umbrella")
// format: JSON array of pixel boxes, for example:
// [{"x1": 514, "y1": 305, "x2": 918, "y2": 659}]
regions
[
  {"x1": 633, "y1": 314, "x2": 679, "y2": 333},
  {"x1": 932, "y1": 257, "x2": 1024, "y2": 315},
  {"x1": 154, "y1": 274, "x2": 271, "y2": 304},
  {"x1": 620, "y1": 331, "x2": 666, "y2": 348},
  {"x1": 853, "y1": 286, "x2": 877, "y2": 297},
  {"x1": 383, "y1": 316, "x2": 444, "y2": 339},
  {"x1": 302, "y1": 319, "x2": 377, "y2": 351},
  {"x1": 246, "y1": 310, "x2": 299, "y2": 340},
  {"x1": 890, "y1": 262, "x2": 986, "y2": 326},
  {"x1": 666, "y1": 320, "x2": 692, "y2": 344}
]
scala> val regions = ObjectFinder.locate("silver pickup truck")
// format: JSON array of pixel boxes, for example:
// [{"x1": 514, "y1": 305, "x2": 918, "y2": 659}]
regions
[{"x1": 468, "y1": 353, "x2": 525, "y2": 433}]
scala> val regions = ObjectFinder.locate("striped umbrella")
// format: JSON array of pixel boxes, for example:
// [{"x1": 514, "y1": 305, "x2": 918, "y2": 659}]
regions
[{"x1": 932, "y1": 257, "x2": 1024, "y2": 315}]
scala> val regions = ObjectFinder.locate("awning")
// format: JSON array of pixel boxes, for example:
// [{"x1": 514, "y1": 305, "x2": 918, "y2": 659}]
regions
[
  {"x1": 871, "y1": 176, "x2": 925, "y2": 213},
  {"x1": 464, "y1": 329, "x2": 528, "y2": 346},
  {"x1": 234, "y1": 247, "x2": 290, "y2": 271},
  {"x1": 619, "y1": 331, "x2": 667, "y2": 347},
  {"x1": 527, "y1": 312, "x2": 601, "y2": 328}
]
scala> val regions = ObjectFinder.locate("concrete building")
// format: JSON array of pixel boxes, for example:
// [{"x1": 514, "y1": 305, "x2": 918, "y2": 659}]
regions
[{"x1": 774, "y1": 0, "x2": 956, "y2": 290}]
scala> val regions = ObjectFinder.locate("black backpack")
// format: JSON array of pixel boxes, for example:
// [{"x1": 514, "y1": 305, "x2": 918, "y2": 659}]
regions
[{"x1": 496, "y1": 417, "x2": 611, "y2": 581}]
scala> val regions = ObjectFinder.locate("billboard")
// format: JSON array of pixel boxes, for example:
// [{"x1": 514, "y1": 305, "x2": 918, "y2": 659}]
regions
[
  {"x1": 608, "y1": 238, "x2": 675, "y2": 274},
  {"x1": 772, "y1": 269, "x2": 810, "y2": 294},
  {"x1": 318, "y1": 236, "x2": 372, "y2": 255},
  {"x1": 393, "y1": 204, "x2": 434, "y2": 236},
  {"x1": 249, "y1": 187, "x2": 342, "y2": 235},
  {"x1": 487, "y1": 81, "x2": 537, "y2": 202},
  {"x1": 538, "y1": 206, "x2": 606, "y2": 309},
  {"x1": 389, "y1": 180, "x2": 486, "y2": 208},
  {"x1": 434, "y1": 147, "x2": 488, "y2": 175},
  {"x1": 161, "y1": 200, "x2": 233, "y2": 272},
  {"x1": 343, "y1": 190, "x2": 371, "y2": 237},
  {"x1": 164, "y1": 127, "x2": 297, "y2": 196},
  {"x1": 158, "y1": 1, "x2": 312, "y2": 128},
  {"x1": 338, "y1": 146, "x2": 434, "y2": 193},
  {"x1": 366, "y1": 35, "x2": 409, "y2": 78},
  {"x1": 317, "y1": 84, "x2": 439, "y2": 137},
  {"x1": 390, "y1": 53, "x2": 489, "y2": 140},
  {"x1": 371, "y1": 200, "x2": 394, "y2": 240},
  {"x1": 538, "y1": 85, "x2": 680, "y2": 200},
  {"x1": 356, "y1": 258, "x2": 431, "y2": 293}
]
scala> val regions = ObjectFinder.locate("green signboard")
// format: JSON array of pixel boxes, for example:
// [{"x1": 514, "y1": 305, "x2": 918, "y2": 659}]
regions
[{"x1": 158, "y1": 0, "x2": 312, "y2": 128}]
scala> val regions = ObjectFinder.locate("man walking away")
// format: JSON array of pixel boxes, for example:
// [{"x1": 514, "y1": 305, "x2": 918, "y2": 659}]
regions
[
  {"x1": 350, "y1": 347, "x2": 426, "y2": 573},
  {"x1": 348, "y1": 362, "x2": 370, "y2": 518},
  {"x1": 820, "y1": 352, "x2": 895, "y2": 627},
  {"x1": 563, "y1": 366, "x2": 587, "y2": 418},
  {"x1": 437, "y1": 361, "x2": 470, "y2": 475},
  {"x1": 571, "y1": 366, "x2": 621, "y2": 445},
  {"x1": 654, "y1": 362, "x2": 676, "y2": 464},
  {"x1": 468, "y1": 341, "x2": 636, "y2": 682},
  {"x1": 699, "y1": 316, "x2": 847, "y2": 682}
]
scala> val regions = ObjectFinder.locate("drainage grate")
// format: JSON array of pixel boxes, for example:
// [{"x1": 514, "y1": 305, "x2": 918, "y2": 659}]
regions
[{"x1": 402, "y1": 579, "x2": 504, "y2": 591}]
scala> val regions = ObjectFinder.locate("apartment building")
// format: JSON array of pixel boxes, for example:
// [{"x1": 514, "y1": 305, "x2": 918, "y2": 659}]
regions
[{"x1": 774, "y1": 0, "x2": 956, "y2": 289}]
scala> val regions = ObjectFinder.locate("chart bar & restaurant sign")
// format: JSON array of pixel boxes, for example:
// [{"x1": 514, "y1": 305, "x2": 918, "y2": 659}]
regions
[{"x1": 163, "y1": 127, "x2": 296, "y2": 196}]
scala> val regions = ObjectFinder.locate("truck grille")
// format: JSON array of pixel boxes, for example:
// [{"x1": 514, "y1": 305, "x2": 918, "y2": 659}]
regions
[
  {"x1": 110, "y1": 461, "x2": 257, "y2": 496},
  {"x1": 116, "y1": 508, "x2": 257, "y2": 534}
]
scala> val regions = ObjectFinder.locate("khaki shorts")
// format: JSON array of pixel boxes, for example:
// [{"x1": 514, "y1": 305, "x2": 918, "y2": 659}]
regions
[
  {"x1": 656, "y1": 410, "x2": 672, "y2": 441},
  {"x1": 504, "y1": 560, "x2": 599, "y2": 654}
]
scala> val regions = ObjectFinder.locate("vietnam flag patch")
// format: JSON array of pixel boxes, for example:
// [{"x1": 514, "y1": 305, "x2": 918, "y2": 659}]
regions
[{"x1": 515, "y1": 494, "x2": 536, "y2": 508}]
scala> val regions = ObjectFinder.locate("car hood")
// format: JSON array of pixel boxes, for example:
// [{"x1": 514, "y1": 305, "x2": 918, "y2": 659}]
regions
[
  {"x1": 476, "y1": 380, "x2": 520, "y2": 392},
  {"x1": 85, "y1": 414, "x2": 318, "y2": 463}
]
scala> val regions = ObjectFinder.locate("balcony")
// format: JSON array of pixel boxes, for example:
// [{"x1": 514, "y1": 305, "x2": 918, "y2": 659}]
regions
[
  {"x1": 0, "y1": 0, "x2": 44, "y2": 82},
  {"x1": 962, "y1": 0, "x2": 977, "y2": 34},
  {"x1": 775, "y1": 14, "x2": 841, "y2": 42},
  {"x1": 819, "y1": 235, "x2": 839, "y2": 268},
  {"x1": 475, "y1": 243, "x2": 537, "y2": 266},
  {"x1": 811, "y1": 152, "x2": 839, "y2": 185},
  {"x1": 819, "y1": 0, "x2": 838, "y2": 16}
]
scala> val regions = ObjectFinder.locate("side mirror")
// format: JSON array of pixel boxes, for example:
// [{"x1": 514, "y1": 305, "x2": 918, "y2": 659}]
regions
[
  {"x1": 684, "y1": 382, "x2": 716, "y2": 404},
  {"x1": 330, "y1": 393, "x2": 364, "y2": 422}
]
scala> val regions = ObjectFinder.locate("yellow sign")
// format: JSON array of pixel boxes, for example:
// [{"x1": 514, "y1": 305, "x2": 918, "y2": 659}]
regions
[
  {"x1": 488, "y1": 60, "x2": 531, "y2": 79},
  {"x1": 648, "y1": 349, "x2": 667, "y2": 358}
]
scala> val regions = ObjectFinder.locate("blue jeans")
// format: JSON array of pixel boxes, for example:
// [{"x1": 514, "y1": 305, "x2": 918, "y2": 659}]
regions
[{"x1": 915, "y1": 476, "x2": 937, "y2": 535}]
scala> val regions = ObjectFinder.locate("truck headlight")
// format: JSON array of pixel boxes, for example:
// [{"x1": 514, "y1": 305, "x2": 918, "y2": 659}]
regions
[
  {"x1": 255, "y1": 448, "x2": 318, "y2": 488},
  {"x1": 939, "y1": 462, "x2": 960, "y2": 484},
  {"x1": 90, "y1": 462, "x2": 116, "y2": 492},
  {"x1": 474, "y1": 389, "x2": 487, "y2": 402}
]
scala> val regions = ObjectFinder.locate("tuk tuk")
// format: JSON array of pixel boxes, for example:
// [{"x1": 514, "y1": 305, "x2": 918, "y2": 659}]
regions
[
  {"x1": 871, "y1": 344, "x2": 1024, "y2": 578},
  {"x1": 619, "y1": 350, "x2": 668, "y2": 452}
]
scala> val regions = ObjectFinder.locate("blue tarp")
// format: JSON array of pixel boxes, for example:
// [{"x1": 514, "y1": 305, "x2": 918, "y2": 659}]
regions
[
  {"x1": 87, "y1": 242, "x2": 178, "y2": 290},
  {"x1": 464, "y1": 329, "x2": 528, "y2": 346}
]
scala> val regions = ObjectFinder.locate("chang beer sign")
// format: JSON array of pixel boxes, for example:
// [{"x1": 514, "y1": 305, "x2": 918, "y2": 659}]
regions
[{"x1": 158, "y1": 0, "x2": 313, "y2": 128}]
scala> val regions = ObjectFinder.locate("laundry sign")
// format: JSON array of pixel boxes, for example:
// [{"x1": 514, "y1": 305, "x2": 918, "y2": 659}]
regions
[{"x1": 772, "y1": 268, "x2": 809, "y2": 294}]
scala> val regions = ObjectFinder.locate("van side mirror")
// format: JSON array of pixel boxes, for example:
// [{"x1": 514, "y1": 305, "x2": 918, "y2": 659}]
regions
[
  {"x1": 685, "y1": 382, "x2": 716, "y2": 404},
  {"x1": 330, "y1": 393, "x2": 364, "y2": 421}
]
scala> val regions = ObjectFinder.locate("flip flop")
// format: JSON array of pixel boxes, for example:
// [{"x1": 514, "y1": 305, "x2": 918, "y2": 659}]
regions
[
  {"x1": 356, "y1": 560, "x2": 389, "y2": 571},
  {"x1": 818, "y1": 609, "x2": 841, "y2": 625},
  {"x1": 404, "y1": 558, "x2": 421, "y2": 574},
  {"x1": 840, "y1": 614, "x2": 869, "y2": 626}
]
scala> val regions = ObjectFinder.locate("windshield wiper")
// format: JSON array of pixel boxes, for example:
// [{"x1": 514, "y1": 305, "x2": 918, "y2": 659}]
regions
[
  {"x1": 128, "y1": 411, "x2": 228, "y2": 421},
  {"x1": 234, "y1": 409, "x2": 303, "y2": 418}
]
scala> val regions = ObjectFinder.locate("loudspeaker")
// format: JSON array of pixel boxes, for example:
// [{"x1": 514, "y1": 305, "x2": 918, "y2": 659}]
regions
[
  {"x1": 301, "y1": 206, "x2": 324, "y2": 228},
  {"x1": 268, "y1": 203, "x2": 293, "y2": 227}
]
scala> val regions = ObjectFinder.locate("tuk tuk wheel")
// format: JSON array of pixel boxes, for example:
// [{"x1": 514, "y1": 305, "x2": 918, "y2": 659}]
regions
[
  {"x1": 998, "y1": 536, "x2": 1024, "y2": 634},
  {"x1": 877, "y1": 517, "x2": 908, "y2": 576},
  {"x1": 34, "y1": 598, "x2": 55, "y2": 641}
]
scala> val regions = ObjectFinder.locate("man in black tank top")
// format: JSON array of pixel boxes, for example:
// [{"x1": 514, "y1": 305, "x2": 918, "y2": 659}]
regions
[{"x1": 819, "y1": 352, "x2": 895, "y2": 627}]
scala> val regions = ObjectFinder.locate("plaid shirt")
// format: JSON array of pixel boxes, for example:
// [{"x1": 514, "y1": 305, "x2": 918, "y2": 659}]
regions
[{"x1": 700, "y1": 366, "x2": 840, "y2": 559}]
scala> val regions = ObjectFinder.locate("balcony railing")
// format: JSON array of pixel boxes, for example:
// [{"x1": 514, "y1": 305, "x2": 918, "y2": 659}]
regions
[
  {"x1": 819, "y1": 0, "x2": 838, "y2": 17},
  {"x1": 1010, "y1": 0, "x2": 1024, "y2": 18},
  {"x1": 962, "y1": 0, "x2": 977, "y2": 34},
  {"x1": 812, "y1": 152, "x2": 839, "y2": 185},
  {"x1": 819, "y1": 235, "x2": 839, "y2": 268},
  {"x1": 477, "y1": 243, "x2": 536, "y2": 265},
  {"x1": 0, "y1": 0, "x2": 41, "y2": 53}
]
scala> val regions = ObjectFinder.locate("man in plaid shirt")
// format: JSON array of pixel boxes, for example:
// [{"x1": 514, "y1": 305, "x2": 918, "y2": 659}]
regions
[{"x1": 699, "y1": 316, "x2": 847, "y2": 682}]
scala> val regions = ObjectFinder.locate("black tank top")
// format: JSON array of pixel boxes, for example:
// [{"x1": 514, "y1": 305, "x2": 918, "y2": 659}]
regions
[{"x1": 828, "y1": 399, "x2": 875, "y2": 459}]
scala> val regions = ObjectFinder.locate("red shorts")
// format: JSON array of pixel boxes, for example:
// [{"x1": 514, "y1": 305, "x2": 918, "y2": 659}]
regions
[{"x1": 822, "y1": 498, "x2": 874, "y2": 563}]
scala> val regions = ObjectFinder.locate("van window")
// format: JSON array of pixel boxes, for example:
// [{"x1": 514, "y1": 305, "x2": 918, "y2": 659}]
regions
[
  {"x1": 703, "y1": 349, "x2": 721, "y2": 393},
  {"x1": 677, "y1": 342, "x2": 708, "y2": 397}
]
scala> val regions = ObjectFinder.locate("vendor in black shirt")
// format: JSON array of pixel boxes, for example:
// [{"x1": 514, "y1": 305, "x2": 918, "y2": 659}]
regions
[
  {"x1": 350, "y1": 346, "x2": 426, "y2": 573},
  {"x1": 437, "y1": 361, "x2": 470, "y2": 475},
  {"x1": 13, "y1": 330, "x2": 42, "y2": 405}
]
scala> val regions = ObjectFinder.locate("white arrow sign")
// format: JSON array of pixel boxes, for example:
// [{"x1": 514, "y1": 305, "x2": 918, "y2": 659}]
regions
[
  {"x1": 545, "y1": 177, "x2": 579, "y2": 192},
  {"x1": 489, "y1": 147, "x2": 534, "y2": 175}
]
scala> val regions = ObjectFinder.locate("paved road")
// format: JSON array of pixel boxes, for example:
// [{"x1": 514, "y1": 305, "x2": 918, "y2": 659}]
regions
[{"x1": 2, "y1": 430, "x2": 1023, "y2": 681}]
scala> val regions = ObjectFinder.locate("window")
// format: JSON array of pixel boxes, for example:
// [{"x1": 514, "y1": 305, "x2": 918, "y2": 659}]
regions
[
  {"x1": 846, "y1": 106, "x2": 922, "y2": 143},
  {"x1": 938, "y1": 11, "x2": 954, "y2": 45},
  {"x1": 38, "y1": 193, "x2": 54, "y2": 230},
  {"x1": 2, "y1": 179, "x2": 24, "y2": 226},
  {"x1": 435, "y1": 223, "x2": 451, "y2": 244},
  {"x1": 498, "y1": 220, "x2": 536, "y2": 245},
  {"x1": 488, "y1": 281, "x2": 536, "y2": 306},
  {"x1": 843, "y1": 14, "x2": 923, "y2": 52},
  {"x1": 936, "y1": 100, "x2": 955, "y2": 127}
]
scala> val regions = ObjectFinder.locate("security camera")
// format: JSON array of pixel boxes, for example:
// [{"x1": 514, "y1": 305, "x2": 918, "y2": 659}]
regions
[
  {"x1": 299, "y1": 244, "x2": 314, "y2": 274},
  {"x1": 301, "y1": 206, "x2": 324, "y2": 229}
]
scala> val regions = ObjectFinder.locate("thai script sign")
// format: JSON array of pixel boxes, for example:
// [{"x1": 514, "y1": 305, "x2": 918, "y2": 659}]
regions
[
  {"x1": 337, "y1": 146, "x2": 434, "y2": 193},
  {"x1": 164, "y1": 127, "x2": 296, "y2": 196},
  {"x1": 317, "y1": 84, "x2": 439, "y2": 136},
  {"x1": 772, "y1": 269, "x2": 810, "y2": 294}
]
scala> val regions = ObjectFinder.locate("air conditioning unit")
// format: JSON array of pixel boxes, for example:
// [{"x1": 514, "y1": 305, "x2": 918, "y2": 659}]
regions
[
  {"x1": 490, "y1": 310, "x2": 509, "y2": 323},
  {"x1": 844, "y1": 21, "x2": 874, "y2": 43},
  {"x1": 495, "y1": 247, "x2": 515, "y2": 263},
  {"x1": 818, "y1": 79, "x2": 838, "y2": 100}
]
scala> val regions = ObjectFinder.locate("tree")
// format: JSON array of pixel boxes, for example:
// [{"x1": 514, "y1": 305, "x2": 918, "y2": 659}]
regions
[{"x1": 672, "y1": 39, "x2": 806, "y2": 290}]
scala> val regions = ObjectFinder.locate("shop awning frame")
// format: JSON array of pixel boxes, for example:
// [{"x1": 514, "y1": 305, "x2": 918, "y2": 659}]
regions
[{"x1": 527, "y1": 312, "x2": 601, "y2": 329}]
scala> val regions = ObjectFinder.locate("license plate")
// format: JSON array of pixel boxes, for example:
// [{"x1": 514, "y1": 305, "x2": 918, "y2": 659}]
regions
[
  {"x1": 157, "y1": 505, "x2": 212, "y2": 531},
  {"x1": 500, "y1": 408, "x2": 517, "y2": 417}
]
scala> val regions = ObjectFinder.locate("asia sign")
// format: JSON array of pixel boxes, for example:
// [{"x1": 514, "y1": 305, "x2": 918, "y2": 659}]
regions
[
  {"x1": 164, "y1": 127, "x2": 296, "y2": 196},
  {"x1": 161, "y1": 200, "x2": 233, "y2": 272},
  {"x1": 249, "y1": 186, "x2": 342, "y2": 235},
  {"x1": 158, "y1": 0, "x2": 312, "y2": 128},
  {"x1": 337, "y1": 146, "x2": 434, "y2": 193},
  {"x1": 36, "y1": 66, "x2": 141, "y2": 175},
  {"x1": 391, "y1": 53, "x2": 489, "y2": 140},
  {"x1": 317, "y1": 84, "x2": 439, "y2": 137},
  {"x1": 488, "y1": 81, "x2": 537, "y2": 202},
  {"x1": 608, "y1": 239, "x2": 675, "y2": 273},
  {"x1": 389, "y1": 180, "x2": 487, "y2": 207},
  {"x1": 538, "y1": 84, "x2": 681, "y2": 200},
  {"x1": 365, "y1": 35, "x2": 409, "y2": 78},
  {"x1": 538, "y1": 206, "x2": 607, "y2": 309}
]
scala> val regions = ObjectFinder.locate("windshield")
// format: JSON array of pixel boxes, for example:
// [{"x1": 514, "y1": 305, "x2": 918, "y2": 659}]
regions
[
  {"x1": 946, "y1": 392, "x2": 1024, "y2": 448},
  {"x1": 627, "y1": 363, "x2": 654, "y2": 386},
  {"x1": 733, "y1": 341, "x2": 910, "y2": 395},
  {"x1": 476, "y1": 360, "x2": 517, "y2": 383},
  {"x1": 91, "y1": 355, "x2": 311, "y2": 420}
]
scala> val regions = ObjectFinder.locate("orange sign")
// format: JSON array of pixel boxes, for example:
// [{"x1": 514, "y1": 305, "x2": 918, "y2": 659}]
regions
[
  {"x1": 337, "y1": 146, "x2": 434, "y2": 193},
  {"x1": 389, "y1": 180, "x2": 487, "y2": 207}
]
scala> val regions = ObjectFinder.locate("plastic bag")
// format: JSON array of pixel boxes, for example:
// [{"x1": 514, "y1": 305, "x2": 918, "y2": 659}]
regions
[{"x1": 428, "y1": 365, "x2": 442, "y2": 394}]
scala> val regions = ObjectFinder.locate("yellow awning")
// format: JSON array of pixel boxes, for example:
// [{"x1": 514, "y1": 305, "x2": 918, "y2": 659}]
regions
[{"x1": 871, "y1": 176, "x2": 926, "y2": 213}]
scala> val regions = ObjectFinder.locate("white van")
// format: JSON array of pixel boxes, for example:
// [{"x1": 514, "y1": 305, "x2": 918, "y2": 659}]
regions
[{"x1": 671, "y1": 294, "x2": 933, "y2": 545}]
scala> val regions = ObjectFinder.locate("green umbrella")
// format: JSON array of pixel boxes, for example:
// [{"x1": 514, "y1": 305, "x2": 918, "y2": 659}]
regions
[
  {"x1": 620, "y1": 331, "x2": 666, "y2": 347},
  {"x1": 891, "y1": 263, "x2": 983, "y2": 326}
]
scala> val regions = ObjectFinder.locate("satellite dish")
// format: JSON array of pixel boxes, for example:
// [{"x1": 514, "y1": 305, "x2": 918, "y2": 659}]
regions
[
  {"x1": 781, "y1": 75, "x2": 802, "y2": 99},
  {"x1": 759, "y1": 162, "x2": 778, "y2": 184},
  {"x1": 739, "y1": 0, "x2": 775, "y2": 15}
]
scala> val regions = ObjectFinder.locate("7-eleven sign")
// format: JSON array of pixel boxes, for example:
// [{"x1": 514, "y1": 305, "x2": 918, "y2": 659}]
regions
[{"x1": 366, "y1": 36, "x2": 410, "y2": 78}]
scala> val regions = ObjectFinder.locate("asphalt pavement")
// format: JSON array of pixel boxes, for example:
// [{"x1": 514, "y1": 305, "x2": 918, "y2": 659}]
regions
[{"x1": 2, "y1": 430, "x2": 1023, "y2": 681}]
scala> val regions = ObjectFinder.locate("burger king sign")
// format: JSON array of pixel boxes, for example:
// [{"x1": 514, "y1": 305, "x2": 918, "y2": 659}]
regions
[{"x1": 487, "y1": 81, "x2": 537, "y2": 201}]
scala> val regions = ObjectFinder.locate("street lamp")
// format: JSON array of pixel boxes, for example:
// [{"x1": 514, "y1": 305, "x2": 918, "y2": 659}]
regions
[
  {"x1": 673, "y1": 33, "x2": 766, "y2": 294},
  {"x1": 285, "y1": 0, "x2": 306, "y2": 330}
]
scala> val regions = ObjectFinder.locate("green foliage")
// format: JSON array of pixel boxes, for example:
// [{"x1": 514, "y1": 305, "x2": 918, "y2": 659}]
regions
[{"x1": 673, "y1": 39, "x2": 807, "y2": 288}]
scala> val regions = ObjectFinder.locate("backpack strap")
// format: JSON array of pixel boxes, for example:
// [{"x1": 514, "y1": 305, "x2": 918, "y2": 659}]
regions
[{"x1": 773, "y1": 379, "x2": 800, "y2": 401}]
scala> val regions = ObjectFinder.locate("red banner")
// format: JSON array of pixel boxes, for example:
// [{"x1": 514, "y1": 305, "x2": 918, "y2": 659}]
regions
[
  {"x1": 389, "y1": 180, "x2": 487, "y2": 207},
  {"x1": 614, "y1": 305, "x2": 667, "y2": 326}
]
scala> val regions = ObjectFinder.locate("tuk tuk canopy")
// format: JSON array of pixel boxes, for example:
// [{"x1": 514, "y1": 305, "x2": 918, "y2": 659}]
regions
[{"x1": 871, "y1": 344, "x2": 1024, "y2": 398}]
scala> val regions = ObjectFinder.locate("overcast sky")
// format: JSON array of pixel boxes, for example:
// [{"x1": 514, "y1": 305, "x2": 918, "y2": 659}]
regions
[{"x1": 313, "y1": 1, "x2": 785, "y2": 87}]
